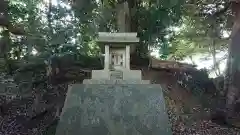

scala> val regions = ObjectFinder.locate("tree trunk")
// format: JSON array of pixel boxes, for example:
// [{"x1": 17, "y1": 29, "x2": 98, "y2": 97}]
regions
[
  {"x1": 116, "y1": 0, "x2": 148, "y2": 57},
  {"x1": 47, "y1": 0, "x2": 53, "y2": 38},
  {"x1": 128, "y1": 0, "x2": 149, "y2": 57},
  {"x1": 225, "y1": 1, "x2": 240, "y2": 122},
  {"x1": 116, "y1": 1, "x2": 131, "y2": 32},
  {"x1": 127, "y1": 0, "x2": 138, "y2": 32},
  {"x1": 211, "y1": 38, "x2": 221, "y2": 76},
  {"x1": 0, "y1": 1, "x2": 12, "y2": 74}
]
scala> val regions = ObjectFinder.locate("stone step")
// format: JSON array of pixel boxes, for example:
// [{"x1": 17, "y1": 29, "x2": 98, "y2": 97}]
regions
[{"x1": 82, "y1": 79, "x2": 150, "y2": 84}]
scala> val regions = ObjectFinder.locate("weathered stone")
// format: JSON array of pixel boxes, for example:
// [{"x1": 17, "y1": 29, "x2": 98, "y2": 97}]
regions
[
  {"x1": 92, "y1": 70, "x2": 142, "y2": 80},
  {"x1": 55, "y1": 84, "x2": 172, "y2": 135},
  {"x1": 82, "y1": 79, "x2": 150, "y2": 84}
]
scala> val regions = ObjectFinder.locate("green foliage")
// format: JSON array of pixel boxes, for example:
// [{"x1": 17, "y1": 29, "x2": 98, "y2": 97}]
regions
[
  {"x1": 0, "y1": 0, "x2": 232, "y2": 71},
  {"x1": 137, "y1": 0, "x2": 184, "y2": 51},
  {"x1": 69, "y1": 0, "x2": 185, "y2": 56},
  {"x1": 164, "y1": 0, "x2": 231, "y2": 60},
  {"x1": 0, "y1": 0, "x2": 232, "y2": 77},
  {"x1": 0, "y1": 0, "x2": 103, "y2": 75},
  {"x1": 0, "y1": 0, "x2": 188, "y2": 74}
]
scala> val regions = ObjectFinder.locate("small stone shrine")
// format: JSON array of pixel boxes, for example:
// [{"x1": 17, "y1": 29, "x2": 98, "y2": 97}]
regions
[
  {"x1": 84, "y1": 32, "x2": 149, "y2": 82},
  {"x1": 55, "y1": 1, "x2": 172, "y2": 135}
]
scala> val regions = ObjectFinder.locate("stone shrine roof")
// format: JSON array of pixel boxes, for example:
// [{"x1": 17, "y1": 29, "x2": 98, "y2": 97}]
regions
[{"x1": 96, "y1": 32, "x2": 139, "y2": 44}]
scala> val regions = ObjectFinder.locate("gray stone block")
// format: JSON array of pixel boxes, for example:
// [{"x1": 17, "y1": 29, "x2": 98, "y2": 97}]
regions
[
  {"x1": 56, "y1": 84, "x2": 172, "y2": 135},
  {"x1": 91, "y1": 70, "x2": 143, "y2": 80},
  {"x1": 82, "y1": 79, "x2": 150, "y2": 84}
]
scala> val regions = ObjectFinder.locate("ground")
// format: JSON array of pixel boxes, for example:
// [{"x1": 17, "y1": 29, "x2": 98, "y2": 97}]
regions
[{"x1": 142, "y1": 67, "x2": 240, "y2": 134}]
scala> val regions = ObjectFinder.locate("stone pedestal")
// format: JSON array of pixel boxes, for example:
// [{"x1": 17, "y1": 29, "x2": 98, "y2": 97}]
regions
[{"x1": 55, "y1": 84, "x2": 172, "y2": 135}]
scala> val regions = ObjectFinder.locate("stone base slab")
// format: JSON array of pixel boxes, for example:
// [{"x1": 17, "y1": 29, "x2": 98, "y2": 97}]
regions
[
  {"x1": 92, "y1": 69, "x2": 142, "y2": 80},
  {"x1": 56, "y1": 84, "x2": 172, "y2": 135},
  {"x1": 83, "y1": 79, "x2": 150, "y2": 84}
]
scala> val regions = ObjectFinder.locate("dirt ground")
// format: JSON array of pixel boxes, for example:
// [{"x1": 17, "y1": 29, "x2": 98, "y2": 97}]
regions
[{"x1": 142, "y1": 68, "x2": 240, "y2": 135}]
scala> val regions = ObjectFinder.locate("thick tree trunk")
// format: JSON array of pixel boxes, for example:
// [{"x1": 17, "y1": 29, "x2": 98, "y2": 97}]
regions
[
  {"x1": 127, "y1": 0, "x2": 149, "y2": 57},
  {"x1": 225, "y1": 1, "x2": 240, "y2": 122},
  {"x1": 116, "y1": 0, "x2": 148, "y2": 57},
  {"x1": 1, "y1": 1, "x2": 13, "y2": 75},
  {"x1": 127, "y1": 0, "x2": 138, "y2": 32},
  {"x1": 116, "y1": 1, "x2": 130, "y2": 32}
]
